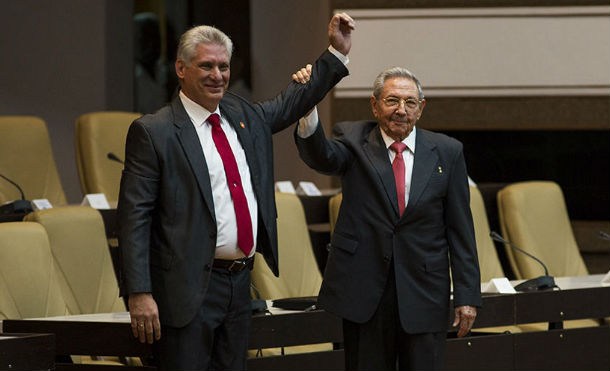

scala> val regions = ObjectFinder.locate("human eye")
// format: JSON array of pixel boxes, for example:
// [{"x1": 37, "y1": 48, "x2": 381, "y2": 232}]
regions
[
  {"x1": 219, "y1": 63, "x2": 230, "y2": 71},
  {"x1": 199, "y1": 62, "x2": 213, "y2": 70},
  {"x1": 384, "y1": 97, "x2": 399, "y2": 106},
  {"x1": 405, "y1": 99, "x2": 419, "y2": 109}
]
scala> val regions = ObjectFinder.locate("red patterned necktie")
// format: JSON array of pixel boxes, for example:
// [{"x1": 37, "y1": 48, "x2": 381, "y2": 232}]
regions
[
  {"x1": 207, "y1": 113, "x2": 253, "y2": 256},
  {"x1": 390, "y1": 142, "x2": 407, "y2": 215}
]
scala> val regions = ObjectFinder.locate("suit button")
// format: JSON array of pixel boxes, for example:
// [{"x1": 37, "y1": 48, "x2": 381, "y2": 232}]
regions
[
  {"x1": 205, "y1": 264, "x2": 211, "y2": 271},
  {"x1": 383, "y1": 255, "x2": 391, "y2": 262}
]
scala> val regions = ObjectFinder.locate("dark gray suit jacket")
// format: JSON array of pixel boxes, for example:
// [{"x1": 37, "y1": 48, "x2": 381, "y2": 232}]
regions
[
  {"x1": 118, "y1": 50, "x2": 348, "y2": 327},
  {"x1": 296, "y1": 121, "x2": 481, "y2": 333}
]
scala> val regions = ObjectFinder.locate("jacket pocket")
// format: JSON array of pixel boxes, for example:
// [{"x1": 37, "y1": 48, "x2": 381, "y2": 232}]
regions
[
  {"x1": 331, "y1": 232, "x2": 358, "y2": 254},
  {"x1": 424, "y1": 254, "x2": 449, "y2": 272},
  {"x1": 150, "y1": 248, "x2": 173, "y2": 270}
]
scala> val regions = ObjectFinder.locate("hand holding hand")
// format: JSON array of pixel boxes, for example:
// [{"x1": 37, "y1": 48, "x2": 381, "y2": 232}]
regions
[
  {"x1": 129, "y1": 292, "x2": 161, "y2": 344},
  {"x1": 452, "y1": 305, "x2": 477, "y2": 338},
  {"x1": 292, "y1": 64, "x2": 312, "y2": 84},
  {"x1": 328, "y1": 12, "x2": 355, "y2": 56}
]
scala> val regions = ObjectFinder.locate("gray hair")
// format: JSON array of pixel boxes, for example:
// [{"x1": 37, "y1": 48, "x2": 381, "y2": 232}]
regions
[
  {"x1": 177, "y1": 25, "x2": 233, "y2": 65},
  {"x1": 372, "y1": 67, "x2": 424, "y2": 100}
]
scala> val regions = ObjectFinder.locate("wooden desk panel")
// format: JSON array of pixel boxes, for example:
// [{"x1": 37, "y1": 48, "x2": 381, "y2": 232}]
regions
[
  {"x1": 249, "y1": 310, "x2": 342, "y2": 349},
  {"x1": 513, "y1": 326, "x2": 610, "y2": 371},
  {"x1": 2, "y1": 320, "x2": 151, "y2": 358},
  {"x1": 446, "y1": 333, "x2": 514, "y2": 371},
  {"x1": 515, "y1": 286, "x2": 610, "y2": 324},
  {"x1": 0, "y1": 333, "x2": 55, "y2": 371}
]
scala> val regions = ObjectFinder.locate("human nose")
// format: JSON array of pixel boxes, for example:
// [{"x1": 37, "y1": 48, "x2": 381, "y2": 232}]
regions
[
  {"x1": 209, "y1": 67, "x2": 222, "y2": 80},
  {"x1": 395, "y1": 100, "x2": 408, "y2": 114}
]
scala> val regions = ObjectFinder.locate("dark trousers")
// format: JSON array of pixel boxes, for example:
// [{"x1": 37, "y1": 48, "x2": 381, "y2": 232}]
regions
[
  {"x1": 154, "y1": 266, "x2": 252, "y2": 371},
  {"x1": 343, "y1": 266, "x2": 446, "y2": 371}
]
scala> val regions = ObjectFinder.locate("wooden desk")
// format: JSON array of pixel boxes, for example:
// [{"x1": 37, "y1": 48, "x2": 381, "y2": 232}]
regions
[
  {"x1": 0, "y1": 333, "x2": 55, "y2": 371},
  {"x1": 3, "y1": 275, "x2": 609, "y2": 370}
]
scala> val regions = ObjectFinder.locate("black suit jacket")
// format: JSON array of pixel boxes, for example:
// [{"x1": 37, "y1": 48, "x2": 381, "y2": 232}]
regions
[
  {"x1": 117, "y1": 50, "x2": 348, "y2": 327},
  {"x1": 296, "y1": 121, "x2": 481, "y2": 333}
]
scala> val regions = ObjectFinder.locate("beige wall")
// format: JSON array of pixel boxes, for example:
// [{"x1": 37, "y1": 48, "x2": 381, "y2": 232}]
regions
[{"x1": 334, "y1": 6, "x2": 610, "y2": 99}]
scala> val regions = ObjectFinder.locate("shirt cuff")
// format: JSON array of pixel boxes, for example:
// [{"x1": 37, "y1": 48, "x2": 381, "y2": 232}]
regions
[
  {"x1": 328, "y1": 46, "x2": 349, "y2": 66},
  {"x1": 297, "y1": 107, "x2": 319, "y2": 138}
]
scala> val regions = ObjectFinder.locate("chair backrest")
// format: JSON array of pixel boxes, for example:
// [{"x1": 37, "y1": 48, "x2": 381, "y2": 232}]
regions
[
  {"x1": 328, "y1": 193, "x2": 342, "y2": 237},
  {"x1": 0, "y1": 222, "x2": 70, "y2": 320},
  {"x1": 75, "y1": 111, "x2": 141, "y2": 203},
  {"x1": 24, "y1": 206, "x2": 125, "y2": 314},
  {"x1": 251, "y1": 193, "x2": 323, "y2": 299},
  {"x1": 0, "y1": 116, "x2": 67, "y2": 206},
  {"x1": 497, "y1": 181, "x2": 588, "y2": 279},
  {"x1": 470, "y1": 186, "x2": 505, "y2": 282}
]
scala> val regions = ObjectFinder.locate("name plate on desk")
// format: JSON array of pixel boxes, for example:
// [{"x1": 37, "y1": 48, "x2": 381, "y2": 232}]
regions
[
  {"x1": 32, "y1": 199, "x2": 53, "y2": 210},
  {"x1": 297, "y1": 181, "x2": 322, "y2": 196},
  {"x1": 275, "y1": 181, "x2": 296, "y2": 194},
  {"x1": 482, "y1": 277, "x2": 517, "y2": 294},
  {"x1": 81, "y1": 193, "x2": 111, "y2": 209}
]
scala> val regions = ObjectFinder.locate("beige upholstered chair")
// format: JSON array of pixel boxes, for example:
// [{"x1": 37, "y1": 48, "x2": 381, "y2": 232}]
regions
[
  {"x1": 251, "y1": 193, "x2": 323, "y2": 299},
  {"x1": 249, "y1": 193, "x2": 328, "y2": 357},
  {"x1": 497, "y1": 181, "x2": 588, "y2": 279},
  {"x1": 0, "y1": 222, "x2": 70, "y2": 320},
  {"x1": 0, "y1": 116, "x2": 67, "y2": 206},
  {"x1": 328, "y1": 193, "x2": 342, "y2": 237},
  {"x1": 470, "y1": 186, "x2": 505, "y2": 282},
  {"x1": 75, "y1": 111, "x2": 141, "y2": 203},
  {"x1": 24, "y1": 206, "x2": 125, "y2": 314}
]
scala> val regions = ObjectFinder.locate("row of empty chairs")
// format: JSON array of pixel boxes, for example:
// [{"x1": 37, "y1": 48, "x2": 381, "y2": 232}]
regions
[
  {"x1": 0, "y1": 206, "x2": 124, "y2": 321},
  {"x1": 0, "y1": 113, "x2": 140, "y2": 206}
]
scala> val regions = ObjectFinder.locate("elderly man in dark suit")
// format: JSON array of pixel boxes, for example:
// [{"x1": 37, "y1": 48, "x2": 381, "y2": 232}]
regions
[
  {"x1": 117, "y1": 13, "x2": 354, "y2": 370},
  {"x1": 294, "y1": 66, "x2": 481, "y2": 370}
]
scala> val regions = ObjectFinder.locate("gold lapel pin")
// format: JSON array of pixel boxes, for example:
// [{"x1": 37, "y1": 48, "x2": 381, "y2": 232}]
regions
[
  {"x1": 438, "y1": 166, "x2": 443, "y2": 174},
  {"x1": 240, "y1": 122, "x2": 245, "y2": 128}
]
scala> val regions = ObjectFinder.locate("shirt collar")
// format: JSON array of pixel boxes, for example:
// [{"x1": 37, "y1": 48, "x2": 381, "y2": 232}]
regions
[
  {"x1": 179, "y1": 90, "x2": 221, "y2": 127},
  {"x1": 379, "y1": 126, "x2": 417, "y2": 154}
]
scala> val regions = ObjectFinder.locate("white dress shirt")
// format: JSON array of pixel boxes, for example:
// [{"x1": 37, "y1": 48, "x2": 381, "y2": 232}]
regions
[
  {"x1": 298, "y1": 109, "x2": 416, "y2": 208},
  {"x1": 179, "y1": 91, "x2": 258, "y2": 259}
]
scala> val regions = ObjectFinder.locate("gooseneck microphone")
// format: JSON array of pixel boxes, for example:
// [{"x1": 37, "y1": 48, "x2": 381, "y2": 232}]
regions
[
  {"x1": 0, "y1": 173, "x2": 33, "y2": 215},
  {"x1": 490, "y1": 231, "x2": 556, "y2": 292},
  {"x1": 107, "y1": 152, "x2": 124, "y2": 165}
]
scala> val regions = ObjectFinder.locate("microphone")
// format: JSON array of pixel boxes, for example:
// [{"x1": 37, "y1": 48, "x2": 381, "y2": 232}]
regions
[
  {"x1": 0, "y1": 173, "x2": 33, "y2": 215},
  {"x1": 599, "y1": 231, "x2": 610, "y2": 241},
  {"x1": 107, "y1": 152, "x2": 124, "y2": 165},
  {"x1": 490, "y1": 231, "x2": 555, "y2": 292}
]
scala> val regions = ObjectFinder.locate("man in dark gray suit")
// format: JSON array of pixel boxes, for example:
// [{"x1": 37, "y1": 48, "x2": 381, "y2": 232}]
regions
[
  {"x1": 118, "y1": 13, "x2": 354, "y2": 370},
  {"x1": 294, "y1": 67, "x2": 481, "y2": 370}
]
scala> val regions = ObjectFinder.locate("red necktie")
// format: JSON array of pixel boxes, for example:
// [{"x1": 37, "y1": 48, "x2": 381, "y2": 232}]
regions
[
  {"x1": 207, "y1": 113, "x2": 254, "y2": 256},
  {"x1": 390, "y1": 142, "x2": 407, "y2": 215}
]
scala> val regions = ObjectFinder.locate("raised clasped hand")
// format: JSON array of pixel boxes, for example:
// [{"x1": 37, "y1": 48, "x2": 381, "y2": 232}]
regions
[
  {"x1": 292, "y1": 64, "x2": 312, "y2": 84},
  {"x1": 328, "y1": 12, "x2": 355, "y2": 56}
]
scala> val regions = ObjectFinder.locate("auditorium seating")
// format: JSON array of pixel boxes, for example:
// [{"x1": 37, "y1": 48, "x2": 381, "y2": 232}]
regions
[
  {"x1": 24, "y1": 206, "x2": 125, "y2": 315},
  {"x1": 251, "y1": 192, "x2": 323, "y2": 299},
  {"x1": 469, "y1": 186, "x2": 505, "y2": 282},
  {"x1": 0, "y1": 222, "x2": 70, "y2": 320},
  {"x1": 249, "y1": 192, "x2": 330, "y2": 357},
  {"x1": 0, "y1": 116, "x2": 67, "y2": 206},
  {"x1": 75, "y1": 111, "x2": 141, "y2": 203},
  {"x1": 497, "y1": 181, "x2": 589, "y2": 279}
]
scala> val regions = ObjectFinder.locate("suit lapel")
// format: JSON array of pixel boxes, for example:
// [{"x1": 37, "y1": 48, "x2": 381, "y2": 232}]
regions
[
  {"x1": 220, "y1": 101, "x2": 262, "y2": 198},
  {"x1": 363, "y1": 126, "x2": 400, "y2": 217},
  {"x1": 172, "y1": 98, "x2": 216, "y2": 222},
  {"x1": 404, "y1": 128, "x2": 438, "y2": 217}
]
